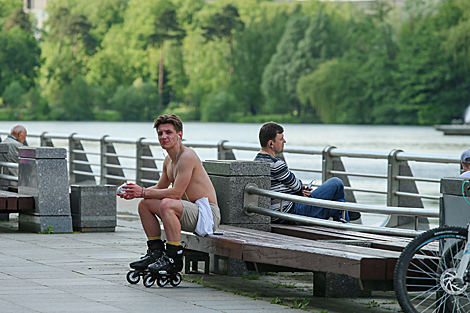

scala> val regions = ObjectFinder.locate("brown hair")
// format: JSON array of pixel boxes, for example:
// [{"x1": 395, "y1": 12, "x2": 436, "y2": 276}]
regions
[
  {"x1": 153, "y1": 114, "x2": 183, "y2": 132},
  {"x1": 259, "y1": 122, "x2": 283, "y2": 147}
]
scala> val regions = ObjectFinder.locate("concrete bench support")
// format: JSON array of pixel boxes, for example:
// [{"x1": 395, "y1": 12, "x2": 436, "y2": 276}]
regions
[
  {"x1": 440, "y1": 177, "x2": 470, "y2": 228},
  {"x1": 202, "y1": 160, "x2": 271, "y2": 275},
  {"x1": 17, "y1": 147, "x2": 73, "y2": 233},
  {"x1": 203, "y1": 160, "x2": 271, "y2": 231}
]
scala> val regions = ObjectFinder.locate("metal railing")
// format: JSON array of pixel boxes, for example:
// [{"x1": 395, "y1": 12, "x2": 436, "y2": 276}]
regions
[
  {"x1": 0, "y1": 161, "x2": 18, "y2": 183},
  {"x1": 0, "y1": 130, "x2": 460, "y2": 213},
  {"x1": 244, "y1": 184, "x2": 438, "y2": 236}
]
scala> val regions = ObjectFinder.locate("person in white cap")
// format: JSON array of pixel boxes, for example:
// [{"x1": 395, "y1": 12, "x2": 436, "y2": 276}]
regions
[{"x1": 460, "y1": 149, "x2": 470, "y2": 177}]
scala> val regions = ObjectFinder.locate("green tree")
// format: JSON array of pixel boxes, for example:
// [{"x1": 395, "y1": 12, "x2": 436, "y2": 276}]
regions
[
  {"x1": 48, "y1": 7, "x2": 96, "y2": 58},
  {"x1": 229, "y1": 5, "x2": 290, "y2": 116},
  {"x1": 26, "y1": 86, "x2": 50, "y2": 120},
  {"x1": 50, "y1": 75, "x2": 95, "y2": 121},
  {"x1": 149, "y1": 7, "x2": 186, "y2": 109},
  {"x1": 2, "y1": 80, "x2": 25, "y2": 108},
  {"x1": 262, "y1": 8, "x2": 344, "y2": 117},
  {"x1": 3, "y1": 6, "x2": 32, "y2": 32},
  {"x1": 0, "y1": 0, "x2": 21, "y2": 24},
  {"x1": 201, "y1": 91, "x2": 238, "y2": 122},
  {"x1": 394, "y1": 0, "x2": 468, "y2": 125},
  {"x1": 202, "y1": 4, "x2": 244, "y2": 76},
  {"x1": 261, "y1": 13, "x2": 310, "y2": 115},
  {"x1": 110, "y1": 79, "x2": 158, "y2": 121},
  {"x1": 0, "y1": 27, "x2": 41, "y2": 94}
]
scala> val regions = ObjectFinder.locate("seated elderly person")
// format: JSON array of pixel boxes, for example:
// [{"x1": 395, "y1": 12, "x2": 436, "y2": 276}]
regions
[{"x1": 0, "y1": 125, "x2": 27, "y2": 179}]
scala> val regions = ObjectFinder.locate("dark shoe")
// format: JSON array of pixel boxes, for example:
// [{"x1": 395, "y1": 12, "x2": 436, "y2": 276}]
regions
[
  {"x1": 348, "y1": 211, "x2": 361, "y2": 221},
  {"x1": 130, "y1": 240, "x2": 164, "y2": 270},
  {"x1": 148, "y1": 244, "x2": 184, "y2": 274}
]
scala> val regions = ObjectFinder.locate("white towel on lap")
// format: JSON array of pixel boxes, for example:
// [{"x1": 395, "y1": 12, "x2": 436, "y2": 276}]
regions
[{"x1": 195, "y1": 197, "x2": 214, "y2": 237}]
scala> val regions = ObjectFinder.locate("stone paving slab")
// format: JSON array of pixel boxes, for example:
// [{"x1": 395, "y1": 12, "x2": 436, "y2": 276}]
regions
[{"x1": 0, "y1": 213, "x2": 402, "y2": 313}]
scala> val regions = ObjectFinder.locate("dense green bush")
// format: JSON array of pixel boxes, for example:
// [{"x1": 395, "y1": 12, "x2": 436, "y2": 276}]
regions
[{"x1": 201, "y1": 91, "x2": 239, "y2": 122}]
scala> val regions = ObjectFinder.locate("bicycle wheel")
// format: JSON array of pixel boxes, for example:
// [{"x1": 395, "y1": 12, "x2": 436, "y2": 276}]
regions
[{"x1": 394, "y1": 226, "x2": 470, "y2": 313}]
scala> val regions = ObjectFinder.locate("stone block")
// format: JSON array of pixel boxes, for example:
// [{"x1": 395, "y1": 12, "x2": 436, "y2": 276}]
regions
[
  {"x1": 210, "y1": 255, "x2": 253, "y2": 276},
  {"x1": 19, "y1": 147, "x2": 67, "y2": 159},
  {"x1": 203, "y1": 160, "x2": 271, "y2": 230},
  {"x1": 19, "y1": 159, "x2": 70, "y2": 215},
  {"x1": 204, "y1": 160, "x2": 271, "y2": 177},
  {"x1": 440, "y1": 177, "x2": 470, "y2": 197},
  {"x1": 18, "y1": 214, "x2": 73, "y2": 233},
  {"x1": 70, "y1": 185, "x2": 117, "y2": 232},
  {"x1": 314, "y1": 272, "x2": 371, "y2": 298},
  {"x1": 17, "y1": 147, "x2": 72, "y2": 233}
]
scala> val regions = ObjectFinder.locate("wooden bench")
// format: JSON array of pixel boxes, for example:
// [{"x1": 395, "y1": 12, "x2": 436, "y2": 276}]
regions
[
  {"x1": 179, "y1": 224, "x2": 407, "y2": 295},
  {"x1": 0, "y1": 190, "x2": 34, "y2": 214},
  {"x1": 271, "y1": 224, "x2": 412, "y2": 252}
]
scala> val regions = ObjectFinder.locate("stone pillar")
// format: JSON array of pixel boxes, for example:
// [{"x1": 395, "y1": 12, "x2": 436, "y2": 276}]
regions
[
  {"x1": 440, "y1": 177, "x2": 470, "y2": 228},
  {"x1": 203, "y1": 160, "x2": 271, "y2": 231},
  {"x1": 18, "y1": 147, "x2": 73, "y2": 233},
  {"x1": 203, "y1": 160, "x2": 271, "y2": 276},
  {"x1": 70, "y1": 185, "x2": 117, "y2": 232}
]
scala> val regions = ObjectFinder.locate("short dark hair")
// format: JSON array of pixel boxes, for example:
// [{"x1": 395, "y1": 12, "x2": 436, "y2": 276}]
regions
[
  {"x1": 259, "y1": 122, "x2": 283, "y2": 147},
  {"x1": 153, "y1": 114, "x2": 183, "y2": 133}
]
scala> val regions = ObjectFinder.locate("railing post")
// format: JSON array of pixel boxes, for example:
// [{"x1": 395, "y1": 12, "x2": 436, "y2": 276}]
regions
[
  {"x1": 217, "y1": 140, "x2": 236, "y2": 160},
  {"x1": 386, "y1": 149, "x2": 427, "y2": 229},
  {"x1": 322, "y1": 145, "x2": 356, "y2": 203},
  {"x1": 136, "y1": 138, "x2": 160, "y2": 187},
  {"x1": 100, "y1": 135, "x2": 108, "y2": 185},
  {"x1": 40, "y1": 132, "x2": 53, "y2": 147},
  {"x1": 322, "y1": 145, "x2": 336, "y2": 182},
  {"x1": 100, "y1": 135, "x2": 124, "y2": 186},
  {"x1": 136, "y1": 138, "x2": 144, "y2": 186},
  {"x1": 387, "y1": 149, "x2": 402, "y2": 207},
  {"x1": 69, "y1": 133, "x2": 77, "y2": 184}
]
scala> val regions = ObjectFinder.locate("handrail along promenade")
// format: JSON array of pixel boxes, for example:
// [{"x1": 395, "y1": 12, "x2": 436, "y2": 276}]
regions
[
  {"x1": 0, "y1": 129, "x2": 459, "y2": 230},
  {"x1": 243, "y1": 184, "x2": 438, "y2": 237}
]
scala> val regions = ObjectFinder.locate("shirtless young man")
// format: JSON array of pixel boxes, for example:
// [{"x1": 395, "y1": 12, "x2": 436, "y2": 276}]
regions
[{"x1": 119, "y1": 114, "x2": 220, "y2": 274}]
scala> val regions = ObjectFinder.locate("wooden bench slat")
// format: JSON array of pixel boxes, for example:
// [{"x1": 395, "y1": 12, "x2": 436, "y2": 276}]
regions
[
  {"x1": 0, "y1": 190, "x2": 34, "y2": 213},
  {"x1": 271, "y1": 224, "x2": 412, "y2": 252},
  {"x1": 179, "y1": 225, "x2": 401, "y2": 281}
]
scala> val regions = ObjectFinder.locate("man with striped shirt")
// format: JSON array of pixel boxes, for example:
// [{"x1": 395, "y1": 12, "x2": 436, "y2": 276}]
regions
[{"x1": 254, "y1": 122, "x2": 351, "y2": 224}]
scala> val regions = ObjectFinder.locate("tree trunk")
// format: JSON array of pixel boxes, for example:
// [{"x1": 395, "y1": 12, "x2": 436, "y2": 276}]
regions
[
  {"x1": 158, "y1": 38, "x2": 165, "y2": 109},
  {"x1": 228, "y1": 34, "x2": 234, "y2": 76}
]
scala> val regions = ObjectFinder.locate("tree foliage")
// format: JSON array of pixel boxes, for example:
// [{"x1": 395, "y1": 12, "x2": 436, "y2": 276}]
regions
[{"x1": 0, "y1": 0, "x2": 469, "y2": 124}]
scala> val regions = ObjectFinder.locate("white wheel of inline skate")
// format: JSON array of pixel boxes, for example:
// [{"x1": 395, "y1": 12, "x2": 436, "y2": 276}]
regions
[
  {"x1": 143, "y1": 273, "x2": 155, "y2": 288},
  {"x1": 126, "y1": 270, "x2": 140, "y2": 284},
  {"x1": 156, "y1": 275, "x2": 169, "y2": 287},
  {"x1": 170, "y1": 273, "x2": 182, "y2": 287}
]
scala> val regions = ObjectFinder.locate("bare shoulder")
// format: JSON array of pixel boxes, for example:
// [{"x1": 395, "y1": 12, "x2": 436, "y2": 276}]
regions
[{"x1": 179, "y1": 146, "x2": 201, "y2": 164}]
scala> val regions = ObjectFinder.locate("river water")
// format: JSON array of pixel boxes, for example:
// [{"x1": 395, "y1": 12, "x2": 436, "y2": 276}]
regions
[
  {"x1": 1, "y1": 121, "x2": 466, "y2": 225},
  {"x1": 1, "y1": 121, "x2": 467, "y2": 154}
]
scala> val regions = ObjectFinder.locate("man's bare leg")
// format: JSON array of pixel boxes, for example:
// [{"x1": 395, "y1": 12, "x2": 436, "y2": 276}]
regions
[
  {"x1": 129, "y1": 199, "x2": 166, "y2": 274},
  {"x1": 157, "y1": 198, "x2": 183, "y2": 243},
  {"x1": 146, "y1": 198, "x2": 185, "y2": 275},
  {"x1": 138, "y1": 199, "x2": 163, "y2": 238}
]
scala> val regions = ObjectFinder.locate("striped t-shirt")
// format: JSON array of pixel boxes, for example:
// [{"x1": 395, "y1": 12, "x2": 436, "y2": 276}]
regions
[{"x1": 254, "y1": 153, "x2": 303, "y2": 222}]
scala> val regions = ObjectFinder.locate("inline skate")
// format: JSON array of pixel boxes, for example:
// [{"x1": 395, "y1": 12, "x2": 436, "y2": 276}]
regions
[
  {"x1": 143, "y1": 243, "x2": 184, "y2": 288},
  {"x1": 126, "y1": 240, "x2": 164, "y2": 285}
]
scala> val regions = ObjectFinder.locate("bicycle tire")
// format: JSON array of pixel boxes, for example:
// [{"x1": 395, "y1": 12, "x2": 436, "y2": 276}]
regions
[{"x1": 394, "y1": 226, "x2": 470, "y2": 313}]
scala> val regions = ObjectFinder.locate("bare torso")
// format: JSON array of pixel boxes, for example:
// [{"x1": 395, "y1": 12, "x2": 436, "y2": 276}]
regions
[{"x1": 163, "y1": 147, "x2": 218, "y2": 205}]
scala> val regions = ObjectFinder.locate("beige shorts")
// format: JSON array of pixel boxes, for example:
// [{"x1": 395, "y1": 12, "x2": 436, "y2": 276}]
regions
[{"x1": 180, "y1": 200, "x2": 221, "y2": 233}]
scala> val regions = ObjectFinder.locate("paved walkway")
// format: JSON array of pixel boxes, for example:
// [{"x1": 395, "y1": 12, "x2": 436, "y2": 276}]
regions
[{"x1": 0, "y1": 209, "x2": 402, "y2": 313}]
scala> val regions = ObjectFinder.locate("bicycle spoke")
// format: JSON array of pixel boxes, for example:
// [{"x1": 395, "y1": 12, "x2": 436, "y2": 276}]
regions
[{"x1": 394, "y1": 227, "x2": 470, "y2": 313}]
